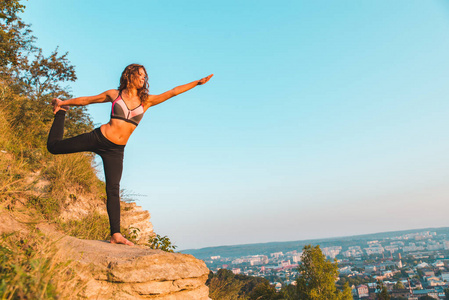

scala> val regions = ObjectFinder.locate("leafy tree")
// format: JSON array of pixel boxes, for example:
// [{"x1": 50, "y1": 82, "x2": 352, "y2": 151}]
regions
[
  {"x1": 236, "y1": 273, "x2": 268, "y2": 296},
  {"x1": 393, "y1": 281, "x2": 405, "y2": 290},
  {"x1": 340, "y1": 282, "x2": 353, "y2": 300},
  {"x1": 1, "y1": 0, "x2": 92, "y2": 158},
  {"x1": 296, "y1": 245, "x2": 352, "y2": 300},
  {"x1": 279, "y1": 284, "x2": 299, "y2": 299},
  {"x1": 0, "y1": 0, "x2": 35, "y2": 72},
  {"x1": 206, "y1": 269, "x2": 244, "y2": 300},
  {"x1": 207, "y1": 269, "x2": 276, "y2": 300},
  {"x1": 377, "y1": 281, "x2": 390, "y2": 300},
  {"x1": 248, "y1": 282, "x2": 280, "y2": 300}
]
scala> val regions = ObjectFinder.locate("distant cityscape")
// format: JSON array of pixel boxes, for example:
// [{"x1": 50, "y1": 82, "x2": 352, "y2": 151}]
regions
[{"x1": 193, "y1": 227, "x2": 449, "y2": 299}]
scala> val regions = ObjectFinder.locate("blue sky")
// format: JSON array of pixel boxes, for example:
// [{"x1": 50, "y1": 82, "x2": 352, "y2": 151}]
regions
[{"x1": 24, "y1": 0, "x2": 449, "y2": 250}]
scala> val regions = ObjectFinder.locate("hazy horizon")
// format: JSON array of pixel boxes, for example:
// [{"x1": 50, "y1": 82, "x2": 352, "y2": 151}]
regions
[{"x1": 180, "y1": 225, "x2": 449, "y2": 251}]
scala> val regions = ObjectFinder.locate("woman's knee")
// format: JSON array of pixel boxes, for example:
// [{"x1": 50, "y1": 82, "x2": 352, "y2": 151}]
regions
[
  {"x1": 47, "y1": 141, "x2": 64, "y2": 155},
  {"x1": 106, "y1": 183, "x2": 121, "y2": 198},
  {"x1": 47, "y1": 142, "x2": 58, "y2": 154}
]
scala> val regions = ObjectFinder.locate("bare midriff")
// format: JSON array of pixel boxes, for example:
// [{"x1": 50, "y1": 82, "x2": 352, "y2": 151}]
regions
[{"x1": 100, "y1": 119, "x2": 137, "y2": 145}]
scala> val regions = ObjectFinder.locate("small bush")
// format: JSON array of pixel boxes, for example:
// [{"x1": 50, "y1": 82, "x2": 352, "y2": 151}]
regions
[{"x1": 147, "y1": 234, "x2": 177, "y2": 252}]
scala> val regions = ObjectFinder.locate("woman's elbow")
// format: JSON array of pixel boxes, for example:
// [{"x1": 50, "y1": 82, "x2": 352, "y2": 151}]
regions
[{"x1": 171, "y1": 88, "x2": 179, "y2": 97}]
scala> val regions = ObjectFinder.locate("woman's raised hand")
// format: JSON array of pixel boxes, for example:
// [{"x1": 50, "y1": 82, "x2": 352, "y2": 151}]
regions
[
  {"x1": 52, "y1": 98, "x2": 69, "y2": 114},
  {"x1": 197, "y1": 74, "x2": 214, "y2": 85}
]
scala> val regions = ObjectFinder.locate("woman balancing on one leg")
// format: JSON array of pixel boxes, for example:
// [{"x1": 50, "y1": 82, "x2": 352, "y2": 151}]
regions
[{"x1": 47, "y1": 64, "x2": 213, "y2": 246}]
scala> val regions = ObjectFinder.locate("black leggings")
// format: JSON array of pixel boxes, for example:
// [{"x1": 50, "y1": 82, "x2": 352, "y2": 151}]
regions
[{"x1": 47, "y1": 111, "x2": 125, "y2": 235}]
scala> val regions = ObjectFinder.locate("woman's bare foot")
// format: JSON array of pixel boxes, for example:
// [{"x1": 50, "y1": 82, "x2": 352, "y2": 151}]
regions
[
  {"x1": 52, "y1": 98, "x2": 69, "y2": 114},
  {"x1": 110, "y1": 233, "x2": 134, "y2": 246}
]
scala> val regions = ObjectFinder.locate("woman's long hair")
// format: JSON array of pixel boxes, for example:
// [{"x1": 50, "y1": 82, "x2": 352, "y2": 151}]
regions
[{"x1": 118, "y1": 64, "x2": 149, "y2": 103}]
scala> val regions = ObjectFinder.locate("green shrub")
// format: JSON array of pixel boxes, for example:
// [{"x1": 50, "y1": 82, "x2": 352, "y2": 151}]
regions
[{"x1": 147, "y1": 234, "x2": 177, "y2": 252}]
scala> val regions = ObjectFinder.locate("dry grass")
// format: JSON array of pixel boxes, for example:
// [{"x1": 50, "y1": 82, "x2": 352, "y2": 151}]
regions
[
  {"x1": 0, "y1": 228, "x2": 84, "y2": 299},
  {"x1": 0, "y1": 109, "x2": 31, "y2": 209},
  {"x1": 59, "y1": 212, "x2": 111, "y2": 241}
]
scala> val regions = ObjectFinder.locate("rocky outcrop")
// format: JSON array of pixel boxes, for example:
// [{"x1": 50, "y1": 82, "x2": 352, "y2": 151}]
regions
[
  {"x1": 0, "y1": 216, "x2": 209, "y2": 300},
  {"x1": 121, "y1": 201, "x2": 154, "y2": 243},
  {"x1": 2, "y1": 170, "x2": 209, "y2": 299},
  {"x1": 30, "y1": 170, "x2": 155, "y2": 244},
  {"x1": 52, "y1": 233, "x2": 210, "y2": 299}
]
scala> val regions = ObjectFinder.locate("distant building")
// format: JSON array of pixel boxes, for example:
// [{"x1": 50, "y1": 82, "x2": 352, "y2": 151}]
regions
[
  {"x1": 364, "y1": 244, "x2": 384, "y2": 255},
  {"x1": 343, "y1": 246, "x2": 363, "y2": 258},
  {"x1": 365, "y1": 265, "x2": 377, "y2": 273},
  {"x1": 292, "y1": 254, "x2": 302, "y2": 263},
  {"x1": 441, "y1": 272, "x2": 449, "y2": 282},
  {"x1": 232, "y1": 258, "x2": 244, "y2": 264},
  {"x1": 390, "y1": 289, "x2": 411, "y2": 299},
  {"x1": 270, "y1": 252, "x2": 283, "y2": 259},
  {"x1": 211, "y1": 256, "x2": 220, "y2": 260},
  {"x1": 278, "y1": 260, "x2": 291, "y2": 268},
  {"x1": 413, "y1": 288, "x2": 439, "y2": 299},
  {"x1": 356, "y1": 285, "x2": 369, "y2": 298},
  {"x1": 384, "y1": 245, "x2": 399, "y2": 253},
  {"x1": 322, "y1": 246, "x2": 342, "y2": 259},
  {"x1": 374, "y1": 270, "x2": 394, "y2": 281},
  {"x1": 232, "y1": 268, "x2": 241, "y2": 275},
  {"x1": 444, "y1": 241, "x2": 449, "y2": 250},
  {"x1": 427, "y1": 277, "x2": 445, "y2": 287},
  {"x1": 416, "y1": 262, "x2": 430, "y2": 269},
  {"x1": 339, "y1": 266, "x2": 352, "y2": 275},
  {"x1": 248, "y1": 255, "x2": 268, "y2": 266},
  {"x1": 403, "y1": 243, "x2": 425, "y2": 252},
  {"x1": 427, "y1": 242, "x2": 443, "y2": 251},
  {"x1": 432, "y1": 260, "x2": 444, "y2": 268},
  {"x1": 390, "y1": 241, "x2": 405, "y2": 247}
]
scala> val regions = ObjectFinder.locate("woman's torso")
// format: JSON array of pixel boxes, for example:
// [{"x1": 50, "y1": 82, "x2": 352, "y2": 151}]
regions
[{"x1": 100, "y1": 90, "x2": 145, "y2": 145}]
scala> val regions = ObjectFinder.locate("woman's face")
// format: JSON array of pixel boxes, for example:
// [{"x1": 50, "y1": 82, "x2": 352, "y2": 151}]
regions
[{"x1": 132, "y1": 68, "x2": 146, "y2": 89}]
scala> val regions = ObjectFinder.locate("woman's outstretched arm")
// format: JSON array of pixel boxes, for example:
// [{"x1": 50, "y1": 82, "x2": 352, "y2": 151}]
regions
[
  {"x1": 146, "y1": 74, "x2": 213, "y2": 108},
  {"x1": 52, "y1": 89, "x2": 117, "y2": 114}
]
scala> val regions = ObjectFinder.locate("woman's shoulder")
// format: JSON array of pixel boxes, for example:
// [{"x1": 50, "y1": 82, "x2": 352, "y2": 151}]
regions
[
  {"x1": 142, "y1": 94, "x2": 160, "y2": 110},
  {"x1": 103, "y1": 89, "x2": 120, "y2": 101}
]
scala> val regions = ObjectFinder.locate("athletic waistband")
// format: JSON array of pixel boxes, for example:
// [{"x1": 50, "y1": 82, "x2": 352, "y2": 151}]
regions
[{"x1": 94, "y1": 128, "x2": 126, "y2": 149}]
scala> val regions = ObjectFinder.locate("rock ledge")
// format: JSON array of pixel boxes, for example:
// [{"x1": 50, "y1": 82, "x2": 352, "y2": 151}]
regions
[{"x1": 47, "y1": 228, "x2": 210, "y2": 299}]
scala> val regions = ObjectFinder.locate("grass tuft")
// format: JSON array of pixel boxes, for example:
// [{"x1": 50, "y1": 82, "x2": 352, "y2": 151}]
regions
[
  {"x1": 0, "y1": 229, "x2": 80, "y2": 299},
  {"x1": 59, "y1": 212, "x2": 110, "y2": 241}
]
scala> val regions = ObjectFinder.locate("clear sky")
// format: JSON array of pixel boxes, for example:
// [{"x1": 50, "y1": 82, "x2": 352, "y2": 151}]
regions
[{"x1": 23, "y1": 0, "x2": 449, "y2": 250}]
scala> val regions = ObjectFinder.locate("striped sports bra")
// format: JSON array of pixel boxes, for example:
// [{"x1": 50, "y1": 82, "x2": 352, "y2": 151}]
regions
[{"x1": 110, "y1": 93, "x2": 144, "y2": 126}]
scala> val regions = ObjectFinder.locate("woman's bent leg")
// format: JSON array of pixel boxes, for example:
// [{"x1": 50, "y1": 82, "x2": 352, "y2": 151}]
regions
[
  {"x1": 47, "y1": 111, "x2": 96, "y2": 154},
  {"x1": 101, "y1": 150, "x2": 124, "y2": 235}
]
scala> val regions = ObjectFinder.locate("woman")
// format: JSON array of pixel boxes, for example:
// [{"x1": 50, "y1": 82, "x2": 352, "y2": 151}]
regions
[{"x1": 47, "y1": 63, "x2": 213, "y2": 246}]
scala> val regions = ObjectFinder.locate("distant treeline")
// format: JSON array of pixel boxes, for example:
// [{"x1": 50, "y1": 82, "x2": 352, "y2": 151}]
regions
[{"x1": 185, "y1": 227, "x2": 449, "y2": 259}]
